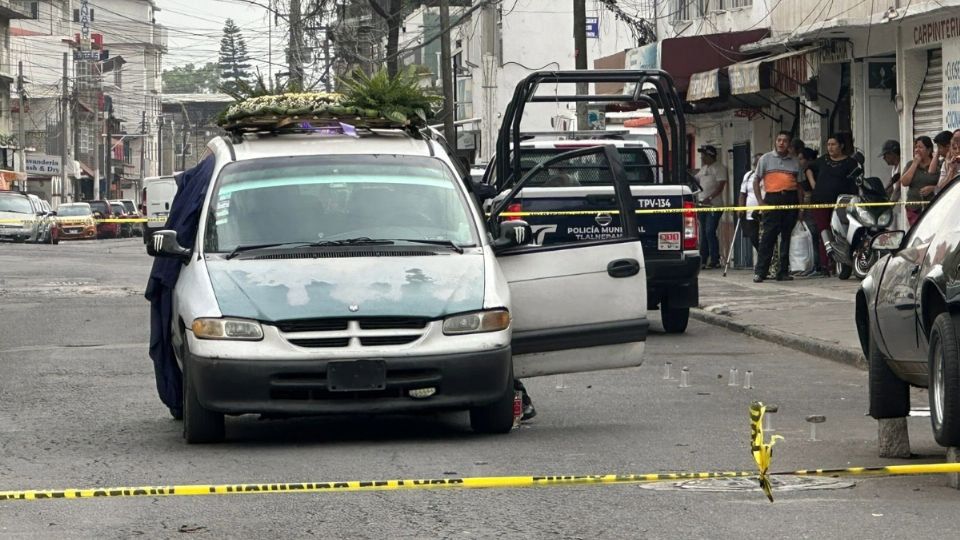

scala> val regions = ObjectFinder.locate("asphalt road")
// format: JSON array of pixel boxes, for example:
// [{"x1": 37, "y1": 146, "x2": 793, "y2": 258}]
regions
[{"x1": 1, "y1": 239, "x2": 957, "y2": 539}]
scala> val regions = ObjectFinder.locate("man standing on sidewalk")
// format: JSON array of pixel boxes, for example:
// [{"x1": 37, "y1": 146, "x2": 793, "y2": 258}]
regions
[
  {"x1": 753, "y1": 131, "x2": 804, "y2": 283},
  {"x1": 695, "y1": 145, "x2": 728, "y2": 269},
  {"x1": 738, "y1": 152, "x2": 764, "y2": 252}
]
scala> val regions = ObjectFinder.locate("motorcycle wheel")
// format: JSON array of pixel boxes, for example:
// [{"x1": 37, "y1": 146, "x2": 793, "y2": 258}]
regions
[{"x1": 853, "y1": 248, "x2": 878, "y2": 280}]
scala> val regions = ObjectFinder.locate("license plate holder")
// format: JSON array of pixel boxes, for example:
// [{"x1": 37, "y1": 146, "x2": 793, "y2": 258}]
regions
[
  {"x1": 327, "y1": 360, "x2": 387, "y2": 392},
  {"x1": 658, "y1": 231, "x2": 681, "y2": 251}
]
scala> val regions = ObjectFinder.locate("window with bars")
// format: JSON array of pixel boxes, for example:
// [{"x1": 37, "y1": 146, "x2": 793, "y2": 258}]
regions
[{"x1": 673, "y1": 0, "x2": 691, "y2": 21}]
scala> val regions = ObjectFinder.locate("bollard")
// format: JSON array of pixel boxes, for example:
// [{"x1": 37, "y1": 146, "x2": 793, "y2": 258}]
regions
[
  {"x1": 806, "y1": 415, "x2": 825, "y2": 441},
  {"x1": 877, "y1": 417, "x2": 911, "y2": 459},
  {"x1": 663, "y1": 362, "x2": 673, "y2": 380},
  {"x1": 743, "y1": 370, "x2": 753, "y2": 389},
  {"x1": 679, "y1": 366, "x2": 690, "y2": 388},
  {"x1": 728, "y1": 368, "x2": 739, "y2": 387},
  {"x1": 948, "y1": 447, "x2": 960, "y2": 489}
]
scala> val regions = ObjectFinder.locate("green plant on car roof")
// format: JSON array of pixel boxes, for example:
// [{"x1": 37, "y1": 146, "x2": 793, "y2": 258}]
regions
[{"x1": 217, "y1": 67, "x2": 440, "y2": 129}]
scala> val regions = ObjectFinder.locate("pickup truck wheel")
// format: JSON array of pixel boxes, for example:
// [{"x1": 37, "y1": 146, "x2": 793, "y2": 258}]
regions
[
  {"x1": 661, "y1": 298, "x2": 689, "y2": 334},
  {"x1": 868, "y1": 327, "x2": 909, "y2": 419},
  {"x1": 182, "y1": 361, "x2": 225, "y2": 444},
  {"x1": 470, "y1": 384, "x2": 515, "y2": 435},
  {"x1": 929, "y1": 313, "x2": 960, "y2": 446}
]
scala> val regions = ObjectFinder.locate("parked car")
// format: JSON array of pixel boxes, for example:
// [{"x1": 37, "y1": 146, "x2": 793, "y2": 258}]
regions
[
  {"x1": 55, "y1": 203, "x2": 98, "y2": 240},
  {"x1": 142, "y1": 175, "x2": 177, "y2": 242},
  {"x1": 110, "y1": 201, "x2": 133, "y2": 238},
  {"x1": 26, "y1": 194, "x2": 59, "y2": 244},
  {"x1": 87, "y1": 199, "x2": 119, "y2": 239},
  {"x1": 147, "y1": 123, "x2": 648, "y2": 443},
  {"x1": 119, "y1": 198, "x2": 144, "y2": 237},
  {"x1": 0, "y1": 191, "x2": 39, "y2": 242},
  {"x1": 857, "y1": 179, "x2": 960, "y2": 447}
]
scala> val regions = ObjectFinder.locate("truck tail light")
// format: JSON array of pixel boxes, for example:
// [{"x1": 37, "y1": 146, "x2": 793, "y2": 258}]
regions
[
  {"x1": 683, "y1": 201, "x2": 698, "y2": 250},
  {"x1": 505, "y1": 203, "x2": 523, "y2": 222}
]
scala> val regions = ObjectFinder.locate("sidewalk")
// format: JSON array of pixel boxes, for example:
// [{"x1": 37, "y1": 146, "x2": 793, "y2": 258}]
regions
[{"x1": 691, "y1": 269, "x2": 866, "y2": 369}]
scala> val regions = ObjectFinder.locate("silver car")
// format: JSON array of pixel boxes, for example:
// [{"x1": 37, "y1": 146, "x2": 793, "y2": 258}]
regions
[{"x1": 148, "y1": 127, "x2": 649, "y2": 443}]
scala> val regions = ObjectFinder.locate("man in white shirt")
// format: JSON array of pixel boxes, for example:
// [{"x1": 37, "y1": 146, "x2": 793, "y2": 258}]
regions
[
  {"x1": 738, "y1": 153, "x2": 764, "y2": 251},
  {"x1": 695, "y1": 145, "x2": 728, "y2": 269}
]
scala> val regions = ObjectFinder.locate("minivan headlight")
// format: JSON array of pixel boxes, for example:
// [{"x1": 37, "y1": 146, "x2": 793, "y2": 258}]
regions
[
  {"x1": 442, "y1": 309, "x2": 511, "y2": 335},
  {"x1": 192, "y1": 318, "x2": 263, "y2": 340}
]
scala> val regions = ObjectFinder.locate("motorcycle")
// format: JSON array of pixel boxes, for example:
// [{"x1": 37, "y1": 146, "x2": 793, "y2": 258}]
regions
[{"x1": 821, "y1": 168, "x2": 893, "y2": 280}]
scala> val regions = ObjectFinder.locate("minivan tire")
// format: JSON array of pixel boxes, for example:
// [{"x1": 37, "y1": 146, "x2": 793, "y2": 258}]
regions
[
  {"x1": 183, "y1": 360, "x2": 225, "y2": 444},
  {"x1": 929, "y1": 313, "x2": 960, "y2": 447},
  {"x1": 661, "y1": 297, "x2": 689, "y2": 334},
  {"x1": 868, "y1": 328, "x2": 909, "y2": 419},
  {"x1": 470, "y1": 384, "x2": 515, "y2": 434}
]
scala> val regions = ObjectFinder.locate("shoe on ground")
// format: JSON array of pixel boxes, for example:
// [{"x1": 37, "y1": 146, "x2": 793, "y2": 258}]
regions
[
  {"x1": 753, "y1": 274, "x2": 765, "y2": 283},
  {"x1": 776, "y1": 274, "x2": 794, "y2": 281}
]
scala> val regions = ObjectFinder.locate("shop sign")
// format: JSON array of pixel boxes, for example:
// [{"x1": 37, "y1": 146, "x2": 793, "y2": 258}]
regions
[
  {"x1": 730, "y1": 62, "x2": 761, "y2": 95},
  {"x1": 800, "y1": 98, "x2": 822, "y2": 150},
  {"x1": 912, "y1": 16, "x2": 960, "y2": 47},
  {"x1": 943, "y1": 37, "x2": 960, "y2": 130},
  {"x1": 25, "y1": 154, "x2": 62, "y2": 176}
]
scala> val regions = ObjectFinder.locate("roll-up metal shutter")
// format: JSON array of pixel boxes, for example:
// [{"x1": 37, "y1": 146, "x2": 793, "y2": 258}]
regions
[{"x1": 914, "y1": 48, "x2": 943, "y2": 139}]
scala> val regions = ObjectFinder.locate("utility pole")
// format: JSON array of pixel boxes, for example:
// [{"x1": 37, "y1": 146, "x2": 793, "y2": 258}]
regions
[
  {"x1": 105, "y1": 107, "x2": 112, "y2": 199},
  {"x1": 157, "y1": 115, "x2": 164, "y2": 177},
  {"x1": 480, "y1": 2, "x2": 497, "y2": 162},
  {"x1": 573, "y1": 0, "x2": 588, "y2": 130},
  {"x1": 288, "y1": 0, "x2": 304, "y2": 90},
  {"x1": 61, "y1": 52, "x2": 70, "y2": 204},
  {"x1": 16, "y1": 61, "x2": 25, "y2": 189},
  {"x1": 139, "y1": 111, "x2": 146, "y2": 197},
  {"x1": 439, "y1": 0, "x2": 457, "y2": 152}
]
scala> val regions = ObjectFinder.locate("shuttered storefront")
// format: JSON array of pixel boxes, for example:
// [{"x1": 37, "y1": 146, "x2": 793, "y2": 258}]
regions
[{"x1": 914, "y1": 48, "x2": 943, "y2": 139}]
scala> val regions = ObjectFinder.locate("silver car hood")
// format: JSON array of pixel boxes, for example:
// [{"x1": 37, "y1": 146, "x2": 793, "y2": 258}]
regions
[{"x1": 205, "y1": 253, "x2": 485, "y2": 321}]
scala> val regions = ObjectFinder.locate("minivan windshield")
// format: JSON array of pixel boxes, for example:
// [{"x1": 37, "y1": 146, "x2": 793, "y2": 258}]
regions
[
  {"x1": 0, "y1": 194, "x2": 33, "y2": 214},
  {"x1": 204, "y1": 155, "x2": 478, "y2": 253}
]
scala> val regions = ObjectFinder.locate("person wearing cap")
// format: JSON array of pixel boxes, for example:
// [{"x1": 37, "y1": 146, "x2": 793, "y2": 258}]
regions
[
  {"x1": 879, "y1": 139, "x2": 902, "y2": 194},
  {"x1": 695, "y1": 145, "x2": 728, "y2": 269}
]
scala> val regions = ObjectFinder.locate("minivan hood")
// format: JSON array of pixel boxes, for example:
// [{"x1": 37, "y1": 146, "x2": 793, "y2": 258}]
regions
[{"x1": 206, "y1": 253, "x2": 485, "y2": 321}]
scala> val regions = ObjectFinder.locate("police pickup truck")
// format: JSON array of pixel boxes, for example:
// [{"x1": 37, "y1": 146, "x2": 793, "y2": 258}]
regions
[{"x1": 481, "y1": 70, "x2": 699, "y2": 333}]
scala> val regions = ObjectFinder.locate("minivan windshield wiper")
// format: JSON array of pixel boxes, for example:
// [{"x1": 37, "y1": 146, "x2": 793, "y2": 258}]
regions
[
  {"x1": 224, "y1": 238, "x2": 395, "y2": 259},
  {"x1": 391, "y1": 239, "x2": 465, "y2": 254}
]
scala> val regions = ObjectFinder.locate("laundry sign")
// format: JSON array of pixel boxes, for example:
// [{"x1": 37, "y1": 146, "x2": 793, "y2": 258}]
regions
[{"x1": 25, "y1": 154, "x2": 62, "y2": 176}]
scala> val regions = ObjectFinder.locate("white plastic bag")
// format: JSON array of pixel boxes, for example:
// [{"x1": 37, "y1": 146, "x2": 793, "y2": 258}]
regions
[{"x1": 789, "y1": 222, "x2": 814, "y2": 273}]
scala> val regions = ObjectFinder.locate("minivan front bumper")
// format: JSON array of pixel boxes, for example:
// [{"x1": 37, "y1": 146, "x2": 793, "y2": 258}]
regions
[{"x1": 185, "y1": 346, "x2": 513, "y2": 416}]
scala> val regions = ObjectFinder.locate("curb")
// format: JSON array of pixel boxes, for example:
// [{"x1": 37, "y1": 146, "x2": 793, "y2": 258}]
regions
[{"x1": 690, "y1": 308, "x2": 867, "y2": 370}]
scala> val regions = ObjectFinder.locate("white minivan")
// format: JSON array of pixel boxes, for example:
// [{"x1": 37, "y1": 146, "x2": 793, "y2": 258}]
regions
[
  {"x1": 141, "y1": 175, "x2": 178, "y2": 241},
  {"x1": 147, "y1": 126, "x2": 648, "y2": 443}
]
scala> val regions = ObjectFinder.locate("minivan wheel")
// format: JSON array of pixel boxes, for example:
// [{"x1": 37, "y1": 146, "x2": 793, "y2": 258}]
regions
[
  {"x1": 183, "y1": 361, "x2": 225, "y2": 444},
  {"x1": 470, "y1": 384, "x2": 515, "y2": 435},
  {"x1": 929, "y1": 313, "x2": 960, "y2": 447},
  {"x1": 660, "y1": 297, "x2": 689, "y2": 334},
  {"x1": 868, "y1": 328, "x2": 909, "y2": 419}
]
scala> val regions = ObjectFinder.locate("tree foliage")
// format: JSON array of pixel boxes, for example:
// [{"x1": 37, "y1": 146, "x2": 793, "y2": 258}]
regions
[
  {"x1": 218, "y1": 18, "x2": 253, "y2": 94},
  {"x1": 162, "y1": 62, "x2": 221, "y2": 94}
]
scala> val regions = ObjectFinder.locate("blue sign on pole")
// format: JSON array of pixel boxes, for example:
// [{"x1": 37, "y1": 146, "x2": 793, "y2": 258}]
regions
[{"x1": 586, "y1": 17, "x2": 599, "y2": 39}]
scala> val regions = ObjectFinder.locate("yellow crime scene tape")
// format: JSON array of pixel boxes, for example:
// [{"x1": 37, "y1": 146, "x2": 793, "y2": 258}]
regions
[
  {"x1": 3, "y1": 401, "x2": 960, "y2": 503},
  {"x1": 0, "y1": 200, "x2": 928, "y2": 224}
]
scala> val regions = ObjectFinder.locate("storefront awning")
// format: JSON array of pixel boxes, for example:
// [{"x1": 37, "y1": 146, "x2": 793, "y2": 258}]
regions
[
  {"x1": 685, "y1": 46, "x2": 820, "y2": 102},
  {"x1": 660, "y1": 29, "x2": 771, "y2": 94}
]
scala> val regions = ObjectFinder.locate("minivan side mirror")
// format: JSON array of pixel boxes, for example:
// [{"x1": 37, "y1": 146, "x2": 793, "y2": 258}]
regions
[
  {"x1": 871, "y1": 230, "x2": 905, "y2": 252},
  {"x1": 493, "y1": 220, "x2": 533, "y2": 249},
  {"x1": 146, "y1": 230, "x2": 192, "y2": 260}
]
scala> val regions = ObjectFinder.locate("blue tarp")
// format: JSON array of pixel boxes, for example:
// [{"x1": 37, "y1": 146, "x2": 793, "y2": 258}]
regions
[{"x1": 144, "y1": 156, "x2": 216, "y2": 416}]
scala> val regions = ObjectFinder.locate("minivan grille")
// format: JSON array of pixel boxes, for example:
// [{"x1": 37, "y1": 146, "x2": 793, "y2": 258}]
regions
[{"x1": 276, "y1": 317, "x2": 430, "y2": 348}]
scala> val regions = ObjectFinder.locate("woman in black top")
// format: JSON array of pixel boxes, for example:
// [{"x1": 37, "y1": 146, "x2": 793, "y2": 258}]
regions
[{"x1": 809, "y1": 135, "x2": 859, "y2": 274}]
